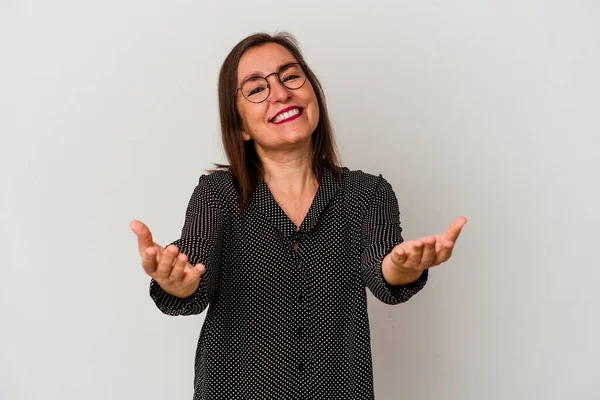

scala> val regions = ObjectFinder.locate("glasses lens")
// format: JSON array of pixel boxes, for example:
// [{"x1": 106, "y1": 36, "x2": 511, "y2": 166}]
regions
[
  {"x1": 280, "y1": 64, "x2": 306, "y2": 90},
  {"x1": 242, "y1": 78, "x2": 269, "y2": 103}
]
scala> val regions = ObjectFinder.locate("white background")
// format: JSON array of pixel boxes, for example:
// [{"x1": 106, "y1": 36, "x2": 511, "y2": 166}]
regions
[{"x1": 1, "y1": 1, "x2": 599, "y2": 399}]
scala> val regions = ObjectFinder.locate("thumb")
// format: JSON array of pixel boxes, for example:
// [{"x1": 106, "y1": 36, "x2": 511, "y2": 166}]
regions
[
  {"x1": 442, "y1": 216, "x2": 467, "y2": 242},
  {"x1": 130, "y1": 219, "x2": 155, "y2": 251}
]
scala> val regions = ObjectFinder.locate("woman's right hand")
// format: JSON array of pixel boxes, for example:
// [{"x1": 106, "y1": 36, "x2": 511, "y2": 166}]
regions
[{"x1": 130, "y1": 219, "x2": 206, "y2": 299}]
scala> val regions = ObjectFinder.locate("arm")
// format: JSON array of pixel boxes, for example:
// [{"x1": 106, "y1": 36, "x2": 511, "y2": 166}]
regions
[
  {"x1": 150, "y1": 175, "x2": 225, "y2": 316},
  {"x1": 360, "y1": 175, "x2": 428, "y2": 305}
]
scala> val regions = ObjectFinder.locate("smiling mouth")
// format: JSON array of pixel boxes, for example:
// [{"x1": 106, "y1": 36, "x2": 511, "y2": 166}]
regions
[{"x1": 271, "y1": 107, "x2": 303, "y2": 124}]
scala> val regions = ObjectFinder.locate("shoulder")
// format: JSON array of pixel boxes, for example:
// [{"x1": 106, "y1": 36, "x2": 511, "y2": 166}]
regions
[
  {"x1": 194, "y1": 169, "x2": 238, "y2": 211},
  {"x1": 337, "y1": 167, "x2": 399, "y2": 210},
  {"x1": 200, "y1": 169, "x2": 236, "y2": 191},
  {"x1": 340, "y1": 167, "x2": 390, "y2": 195}
]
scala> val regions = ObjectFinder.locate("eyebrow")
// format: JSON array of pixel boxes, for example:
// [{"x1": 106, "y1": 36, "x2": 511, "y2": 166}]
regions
[{"x1": 239, "y1": 62, "x2": 299, "y2": 86}]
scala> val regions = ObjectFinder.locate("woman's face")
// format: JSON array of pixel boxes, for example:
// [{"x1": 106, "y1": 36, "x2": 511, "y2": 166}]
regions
[{"x1": 236, "y1": 43, "x2": 320, "y2": 155}]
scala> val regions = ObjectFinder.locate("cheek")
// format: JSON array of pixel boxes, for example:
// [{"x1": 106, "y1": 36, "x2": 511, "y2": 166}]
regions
[
  {"x1": 236, "y1": 101, "x2": 251, "y2": 124},
  {"x1": 304, "y1": 86, "x2": 320, "y2": 121},
  {"x1": 238, "y1": 103, "x2": 268, "y2": 134},
  {"x1": 307, "y1": 97, "x2": 320, "y2": 125},
  {"x1": 310, "y1": 102, "x2": 320, "y2": 120}
]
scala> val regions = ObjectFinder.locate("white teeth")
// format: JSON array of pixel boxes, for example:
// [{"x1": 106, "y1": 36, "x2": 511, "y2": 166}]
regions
[{"x1": 274, "y1": 108, "x2": 300, "y2": 123}]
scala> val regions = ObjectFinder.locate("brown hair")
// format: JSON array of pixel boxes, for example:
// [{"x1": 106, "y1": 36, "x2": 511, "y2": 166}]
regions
[{"x1": 215, "y1": 32, "x2": 341, "y2": 211}]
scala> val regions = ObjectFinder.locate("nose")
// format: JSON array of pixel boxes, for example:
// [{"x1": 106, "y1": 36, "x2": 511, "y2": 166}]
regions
[{"x1": 267, "y1": 75, "x2": 292, "y2": 103}]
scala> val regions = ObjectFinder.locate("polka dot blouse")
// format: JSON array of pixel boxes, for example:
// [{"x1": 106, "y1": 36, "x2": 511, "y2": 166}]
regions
[{"x1": 150, "y1": 167, "x2": 428, "y2": 399}]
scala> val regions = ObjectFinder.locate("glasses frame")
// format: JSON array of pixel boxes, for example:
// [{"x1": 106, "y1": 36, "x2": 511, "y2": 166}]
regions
[{"x1": 235, "y1": 62, "x2": 308, "y2": 104}]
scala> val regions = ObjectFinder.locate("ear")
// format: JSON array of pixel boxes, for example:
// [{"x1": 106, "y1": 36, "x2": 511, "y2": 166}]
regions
[{"x1": 241, "y1": 129, "x2": 252, "y2": 142}]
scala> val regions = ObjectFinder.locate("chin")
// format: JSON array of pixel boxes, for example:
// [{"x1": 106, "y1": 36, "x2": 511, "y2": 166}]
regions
[{"x1": 283, "y1": 128, "x2": 313, "y2": 142}]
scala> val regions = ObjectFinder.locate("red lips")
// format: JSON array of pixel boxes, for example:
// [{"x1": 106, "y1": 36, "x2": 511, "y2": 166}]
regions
[{"x1": 270, "y1": 106, "x2": 303, "y2": 124}]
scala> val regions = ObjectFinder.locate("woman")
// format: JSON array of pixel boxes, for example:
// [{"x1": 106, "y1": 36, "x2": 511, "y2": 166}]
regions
[{"x1": 130, "y1": 32, "x2": 466, "y2": 399}]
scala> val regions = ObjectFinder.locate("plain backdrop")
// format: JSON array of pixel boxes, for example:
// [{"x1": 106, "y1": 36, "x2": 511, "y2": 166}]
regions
[{"x1": 1, "y1": 1, "x2": 599, "y2": 399}]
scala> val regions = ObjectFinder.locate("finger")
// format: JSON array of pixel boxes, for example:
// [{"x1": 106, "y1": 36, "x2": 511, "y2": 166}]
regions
[
  {"x1": 420, "y1": 236, "x2": 437, "y2": 268},
  {"x1": 154, "y1": 244, "x2": 165, "y2": 263},
  {"x1": 183, "y1": 263, "x2": 206, "y2": 283},
  {"x1": 141, "y1": 246, "x2": 159, "y2": 275},
  {"x1": 391, "y1": 245, "x2": 409, "y2": 267},
  {"x1": 155, "y1": 244, "x2": 179, "y2": 279},
  {"x1": 434, "y1": 240, "x2": 455, "y2": 265},
  {"x1": 405, "y1": 240, "x2": 424, "y2": 269},
  {"x1": 435, "y1": 233, "x2": 444, "y2": 253},
  {"x1": 169, "y1": 252, "x2": 189, "y2": 282},
  {"x1": 130, "y1": 220, "x2": 155, "y2": 254},
  {"x1": 442, "y1": 216, "x2": 467, "y2": 243}
]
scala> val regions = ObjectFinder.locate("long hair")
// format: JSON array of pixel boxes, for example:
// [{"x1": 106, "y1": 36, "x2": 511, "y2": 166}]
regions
[{"x1": 215, "y1": 32, "x2": 341, "y2": 211}]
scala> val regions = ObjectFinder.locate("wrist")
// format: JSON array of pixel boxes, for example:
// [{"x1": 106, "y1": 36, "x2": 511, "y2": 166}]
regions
[
  {"x1": 161, "y1": 280, "x2": 201, "y2": 300},
  {"x1": 381, "y1": 253, "x2": 423, "y2": 286}
]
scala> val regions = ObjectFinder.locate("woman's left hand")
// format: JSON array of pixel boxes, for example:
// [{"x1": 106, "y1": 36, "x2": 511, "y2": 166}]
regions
[{"x1": 390, "y1": 216, "x2": 467, "y2": 273}]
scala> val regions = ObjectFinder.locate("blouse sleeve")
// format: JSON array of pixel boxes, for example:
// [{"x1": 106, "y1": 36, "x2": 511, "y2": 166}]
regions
[
  {"x1": 149, "y1": 175, "x2": 224, "y2": 316},
  {"x1": 360, "y1": 175, "x2": 428, "y2": 305}
]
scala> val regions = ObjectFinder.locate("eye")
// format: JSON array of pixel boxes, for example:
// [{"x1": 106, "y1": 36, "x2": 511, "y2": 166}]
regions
[
  {"x1": 243, "y1": 80, "x2": 268, "y2": 97},
  {"x1": 248, "y1": 87, "x2": 266, "y2": 96},
  {"x1": 282, "y1": 74, "x2": 300, "y2": 82}
]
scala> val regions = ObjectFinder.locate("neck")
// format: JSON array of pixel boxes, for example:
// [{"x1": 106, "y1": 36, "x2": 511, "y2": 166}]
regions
[{"x1": 258, "y1": 144, "x2": 316, "y2": 195}]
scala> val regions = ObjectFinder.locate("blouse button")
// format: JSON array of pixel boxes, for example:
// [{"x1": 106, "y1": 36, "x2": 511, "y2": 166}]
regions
[{"x1": 298, "y1": 362, "x2": 304, "y2": 371}]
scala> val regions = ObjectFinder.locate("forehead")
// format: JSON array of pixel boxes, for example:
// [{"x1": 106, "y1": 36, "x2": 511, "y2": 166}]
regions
[{"x1": 237, "y1": 43, "x2": 298, "y2": 83}]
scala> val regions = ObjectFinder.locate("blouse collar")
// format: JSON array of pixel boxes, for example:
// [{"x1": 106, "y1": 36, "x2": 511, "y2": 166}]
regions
[{"x1": 250, "y1": 167, "x2": 341, "y2": 239}]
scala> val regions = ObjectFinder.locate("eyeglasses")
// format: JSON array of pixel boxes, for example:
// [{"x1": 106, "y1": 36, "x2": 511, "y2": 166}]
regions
[{"x1": 235, "y1": 62, "x2": 308, "y2": 104}]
